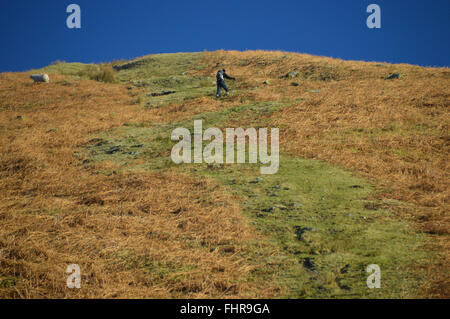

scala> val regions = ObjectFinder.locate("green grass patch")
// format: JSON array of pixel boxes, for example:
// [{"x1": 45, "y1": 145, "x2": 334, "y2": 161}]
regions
[
  {"x1": 187, "y1": 158, "x2": 428, "y2": 298},
  {"x1": 114, "y1": 52, "x2": 216, "y2": 107}
]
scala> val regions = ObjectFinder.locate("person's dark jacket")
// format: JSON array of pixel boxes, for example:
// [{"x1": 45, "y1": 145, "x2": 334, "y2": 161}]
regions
[{"x1": 216, "y1": 70, "x2": 235, "y2": 83}]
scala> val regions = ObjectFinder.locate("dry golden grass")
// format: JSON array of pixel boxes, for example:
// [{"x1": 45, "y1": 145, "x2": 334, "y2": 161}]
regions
[
  {"x1": 0, "y1": 169, "x2": 273, "y2": 298},
  {"x1": 199, "y1": 50, "x2": 450, "y2": 297},
  {"x1": 0, "y1": 72, "x2": 277, "y2": 298}
]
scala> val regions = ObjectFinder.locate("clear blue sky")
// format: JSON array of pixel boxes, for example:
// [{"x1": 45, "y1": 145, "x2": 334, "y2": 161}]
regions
[{"x1": 0, "y1": 0, "x2": 449, "y2": 72}]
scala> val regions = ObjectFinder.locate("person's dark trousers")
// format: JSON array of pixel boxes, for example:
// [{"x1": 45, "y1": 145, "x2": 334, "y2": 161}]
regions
[{"x1": 216, "y1": 81, "x2": 229, "y2": 97}]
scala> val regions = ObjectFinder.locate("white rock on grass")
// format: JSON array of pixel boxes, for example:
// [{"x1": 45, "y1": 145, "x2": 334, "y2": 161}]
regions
[{"x1": 30, "y1": 74, "x2": 50, "y2": 83}]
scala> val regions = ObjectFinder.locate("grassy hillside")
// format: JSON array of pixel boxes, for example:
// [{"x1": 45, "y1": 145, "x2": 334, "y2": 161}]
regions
[{"x1": 0, "y1": 51, "x2": 448, "y2": 298}]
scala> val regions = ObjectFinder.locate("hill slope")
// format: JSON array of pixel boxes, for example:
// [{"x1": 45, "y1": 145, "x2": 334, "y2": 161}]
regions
[{"x1": 0, "y1": 51, "x2": 448, "y2": 298}]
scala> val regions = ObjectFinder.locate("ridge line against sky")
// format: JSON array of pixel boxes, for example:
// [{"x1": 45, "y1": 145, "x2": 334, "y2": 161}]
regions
[{"x1": 0, "y1": 0, "x2": 449, "y2": 72}]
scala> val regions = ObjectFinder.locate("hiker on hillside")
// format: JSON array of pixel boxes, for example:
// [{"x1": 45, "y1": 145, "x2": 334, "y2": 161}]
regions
[{"x1": 216, "y1": 69, "x2": 235, "y2": 98}]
